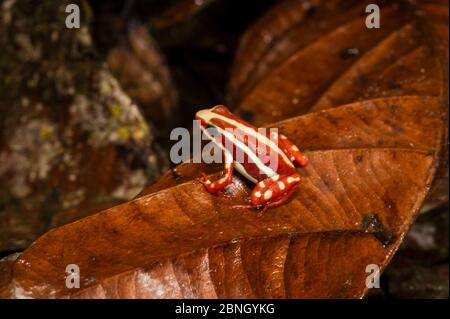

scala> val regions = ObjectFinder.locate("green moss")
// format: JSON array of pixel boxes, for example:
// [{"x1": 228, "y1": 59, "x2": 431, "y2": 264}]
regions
[
  {"x1": 110, "y1": 102, "x2": 124, "y2": 119},
  {"x1": 115, "y1": 126, "x2": 130, "y2": 140}
]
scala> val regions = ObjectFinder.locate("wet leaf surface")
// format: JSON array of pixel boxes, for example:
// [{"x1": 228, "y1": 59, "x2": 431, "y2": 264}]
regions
[
  {"x1": 0, "y1": 94, "x2": 446, "y2": 298},
  {"x1": 230, "y1": 0, "x2": 448, "y2": 124}
]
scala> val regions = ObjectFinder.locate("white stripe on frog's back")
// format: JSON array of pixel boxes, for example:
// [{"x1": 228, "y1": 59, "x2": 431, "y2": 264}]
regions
[
  {"x1": 200, "y1": 126, "x2": 273, "y2": 183},
  {"x1": 234, "y1": 162, "x2": 258, "y2": 183},
  {"x1": 219, "y1": 128, "x2": 277, "y2": 178},
  {"x1": 196, "y1": 109, "x2": 294, "y2": 168}
]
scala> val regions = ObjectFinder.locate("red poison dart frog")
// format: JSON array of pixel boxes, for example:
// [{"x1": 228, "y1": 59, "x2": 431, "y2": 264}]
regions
[{"x1": 195, "y1": 105, "x2": 307, "y2": 212}]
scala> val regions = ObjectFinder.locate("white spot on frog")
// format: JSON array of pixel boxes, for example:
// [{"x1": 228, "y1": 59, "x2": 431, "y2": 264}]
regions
[{"x1": 264, "y1": 190, "x2": 273, "y2": 200}]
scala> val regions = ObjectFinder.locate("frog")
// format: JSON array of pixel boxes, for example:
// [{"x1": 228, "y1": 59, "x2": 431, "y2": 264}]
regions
[{"x1": 195, "y1": 105, "x2": 308, "y2": 212}]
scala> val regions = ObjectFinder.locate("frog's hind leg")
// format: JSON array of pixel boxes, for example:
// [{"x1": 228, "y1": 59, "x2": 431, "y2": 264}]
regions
[
  {"x1": 257, "y1": 186, "x2": 298, "y2": 213},
  {"x1": 233, "y1": 173, "x2": 301, "y2": 211},
  {"x1": 250, "y1": 174, "x2": 301, "y2": 207}
]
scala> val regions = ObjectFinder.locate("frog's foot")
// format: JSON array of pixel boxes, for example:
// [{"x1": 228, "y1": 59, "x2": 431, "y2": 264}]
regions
[
  {"x1": 197, "y1": 162, "x2": 234, "y2": 195},
  {"x1": 232, "y1": 203, "x2": 268, "y2": 214},
  {"x1": 197, "y1": 175, "x2": 233, "y2": 199}
]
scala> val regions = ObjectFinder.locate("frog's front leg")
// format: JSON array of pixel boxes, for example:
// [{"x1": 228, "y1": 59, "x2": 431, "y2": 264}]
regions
[
  {"x1": 279, "y1": 134, "x2": 308, "y2": 167},
  {"x1": 198, "y1": 151, "x2": 234, "y2": 194}
]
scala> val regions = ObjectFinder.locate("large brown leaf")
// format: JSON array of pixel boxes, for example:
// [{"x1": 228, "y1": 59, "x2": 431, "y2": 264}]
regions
[
  {"x1": 229, "y1": 0, "x2": 448, "y2": 122},
  {"x1": 228, "y1": 0, "x2": 449, "y2": 212},
  {"x1": 0, "y1": 0, "x2": 447, "y2": 298},
  {"x1": 0, "y1": 95, "x2": 445, "y2": 298},
  {"x1": 226, "y1": 0, "x2": 448, "y2": 298}
]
